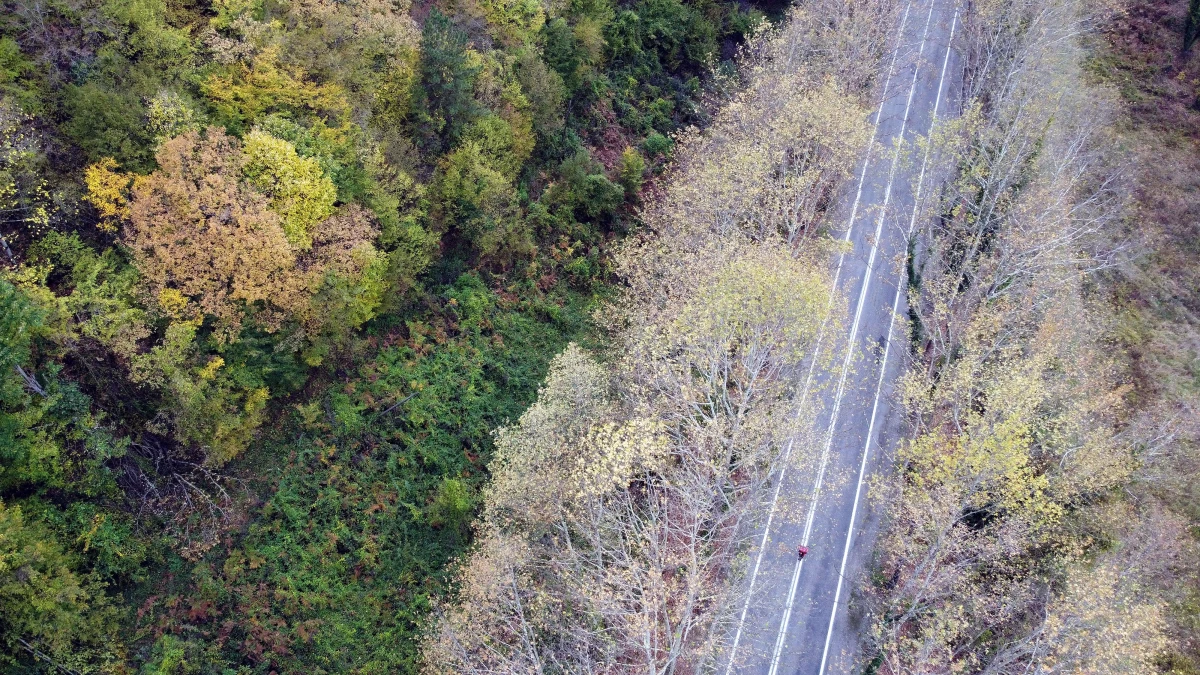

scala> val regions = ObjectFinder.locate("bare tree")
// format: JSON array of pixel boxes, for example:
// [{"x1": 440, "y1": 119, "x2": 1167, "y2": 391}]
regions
[{"x1": 865, "y1": 1, "x2": 1168, "y2": 673}]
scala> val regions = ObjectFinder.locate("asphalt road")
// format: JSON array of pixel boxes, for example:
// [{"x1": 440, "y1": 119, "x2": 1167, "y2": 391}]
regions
[{"x1": 721, "y1": 1, "x2": 962, "y2": 673}]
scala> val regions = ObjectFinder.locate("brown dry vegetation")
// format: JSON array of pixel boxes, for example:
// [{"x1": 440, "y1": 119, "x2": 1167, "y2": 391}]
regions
[{"x1": 1091, "y1": 0, "x2": 1200, "y2": 671}]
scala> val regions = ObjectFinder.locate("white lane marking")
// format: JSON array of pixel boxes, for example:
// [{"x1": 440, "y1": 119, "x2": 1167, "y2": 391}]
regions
[
  {"x1": 721, "y1": 2, "x2": 916, "y2": 671},
  {"x1": 816, "y1": 10, "x2": 958, "y2": 675},
  {"x1": 766, "y1": 0, "x2": 939, "y2": 672}
]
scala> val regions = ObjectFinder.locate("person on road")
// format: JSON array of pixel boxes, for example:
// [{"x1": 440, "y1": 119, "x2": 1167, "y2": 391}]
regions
[{"x1": 798, "y1": 545, "x2": 809, "y2": 561}]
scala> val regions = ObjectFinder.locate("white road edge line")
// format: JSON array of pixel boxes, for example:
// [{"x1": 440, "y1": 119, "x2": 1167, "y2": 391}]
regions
[
  {"x1": 721, "y1": 1, "x2": 916, "y2": 671},
  {"x1": 766, "y1": 0, "x2": 938, "y2": 672},
  {"x1": 815, "y1": 10, "x2": 958, "y2": 675}
]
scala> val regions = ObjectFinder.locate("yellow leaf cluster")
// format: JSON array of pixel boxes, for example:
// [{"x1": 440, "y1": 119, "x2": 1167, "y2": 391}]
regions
[
  {"x1": 83, "y1": 158, "x2": 131, "y2": 231},
  {"x1": 242, "y1": 129, "x2": 337, "y2": 250},
  {"x1": 201, "y1": 47, "x2": 350, "y2": 127},
  {"x1": 574, "y1": 418, "x2": 670, "y2": 499},
  {"x1": 1036, "y1": 564, "x2": 1167, "y2": 674},
  {"x1": 156, "y1": 287, "x2": 191, "y2": 319},
  {"x1": 673, "y1": 244, "x2": 832, "y2": 368}
]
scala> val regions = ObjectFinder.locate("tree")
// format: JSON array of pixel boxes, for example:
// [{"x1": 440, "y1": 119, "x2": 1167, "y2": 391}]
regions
[
  {"x1": 430, "y1": 240, "x2": 837, "y2": 672},
  {"x1": 1016, "y1": 564, "x2": 1165, "y2": 675},
  {"x1": 124, "y1": 127, "x2": 306, "y2": 340},
  {"x1": 201, "y1": 47, "x2": 351, "y2": 133},
  {"x1": 617, "y1": 146, "x2": 645, "y2": 197},
  {"x1": 652, "y1": 77, "x2": 869, "y2": 245},
  {"x1": 63, "y1": 84, "x2": 154, "y2": 170},
  {"x1": 473, "y1": 0, "x2": 545, "y2": 46},
  {"x1": 434, "y1": 140, "x2": 532, "y2": 263},
  {"x1": 118, "y1": 128, "x2": 388, "y2": 461},
  {"x1": 280, "y1": 0, "x2": 419, "y2": 109},
  {"x1": 0, "y1": 501, "x2": 124, "y2": 673},
  {"x1": 242, "y1": 129, "x2": 337, "y2": 250},
  {"x1": 0, "y1": 279, "x2": 52, "y2": 491},
  {"x1": 301, "y1": 204, "x2": 388, "y2": 358},
  {"x1": 606, "y1": 0, "x2": 714, "y2": 73},
  {"x1": 0, "y1": 38, "x2": 42, "y2": 113},
  {"x1": 412, "y1": 9, "x2": 482, "y2": 148},
  {"x1": 83, "y1": 158, "x2": 131, "y2": 231},
  {"x1": 144, "y1": 90, "x2": 201, "y2": 147},
  {"x1": 513, "y1": 48, "x2": 565, "y2": 137},
  {"x1": 1185, "y1": 0, "x2": 1200, "y2": 53}
]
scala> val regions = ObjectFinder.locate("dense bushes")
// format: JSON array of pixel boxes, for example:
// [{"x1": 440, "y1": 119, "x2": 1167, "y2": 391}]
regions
[{"x1": 130, "y1": 278, "x2": 594, "y2": 671}]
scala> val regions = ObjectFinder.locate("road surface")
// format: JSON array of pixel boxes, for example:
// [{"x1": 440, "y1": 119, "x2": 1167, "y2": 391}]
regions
[{"x1": 722, "y1": 1, "x2": 962, "y2": 673}]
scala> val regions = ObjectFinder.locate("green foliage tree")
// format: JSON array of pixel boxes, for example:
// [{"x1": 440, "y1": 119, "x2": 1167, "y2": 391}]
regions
[
  {"x1": 0, "y1": 279, "x2": 49, "y2": 491},
  {"x1": 63, "y1": 84, "x2": 154, "y2": 170},
  {"x1": 413, "y1": 10, "x2": 482, "y2": 148},
  {"x1": 557, "y1": 149, "x2": 624, "y2": 220},
  {"x1": 100, "y1": 0, "x2": 194, "y2": 68},
  {"x1": 1187, "y1": 0, "x2": 1200, "y2": 53},
  {"x1": 475, "y1": 0, "x2": 545, "y2": 46},
  {"x1": 513, "y1": 48, "x2": 565, "y2": 137},
  {"x1": 435, "y1": 141, "x2": 532, "y2": 262},
  {"x1": 0, "y1": 500, "x2": 124, "y2": 673},
  {"x1": 617, "y1": 146, "x2": 645, "y2": 196},
  {"x1": 606, "y1": 0, "x2": 714, "y2": 72},
  {"x1": 0, "y1": 38, "x2": 41, "y2": 113}
]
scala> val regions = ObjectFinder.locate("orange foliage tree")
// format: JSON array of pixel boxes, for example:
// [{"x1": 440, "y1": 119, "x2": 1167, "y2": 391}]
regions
[{"x1": 125, "y1": 128, "x2": 308, "y2": 340}]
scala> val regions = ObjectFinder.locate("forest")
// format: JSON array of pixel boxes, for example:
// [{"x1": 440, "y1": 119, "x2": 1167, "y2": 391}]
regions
[
  {"x1": 0, "y1": 0, "x2": 773, "y2": 668},
  {"x1": 4, "y1": 0, "x2": 1200, "y2": 671}
]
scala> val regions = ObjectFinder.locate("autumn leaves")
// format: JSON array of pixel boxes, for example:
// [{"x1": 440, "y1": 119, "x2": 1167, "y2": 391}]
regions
[
  {"x1": 865, "y1": 0, "x2": 1166, "y2": 672},
  {"x1": 81, "y1": 128, "x2": 386, "y2": 467}
]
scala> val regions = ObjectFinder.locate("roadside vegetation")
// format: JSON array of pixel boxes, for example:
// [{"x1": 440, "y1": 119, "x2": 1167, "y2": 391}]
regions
[
  {"x1": 1093, "y1": 0, "x2": 1200, "y2": 670},
  {"x1": 423, "y1": 1, "x2": 895, "y2": 671},
  {"x1": 863, "y1": 0, "x2": 1200, "y2": 673}
]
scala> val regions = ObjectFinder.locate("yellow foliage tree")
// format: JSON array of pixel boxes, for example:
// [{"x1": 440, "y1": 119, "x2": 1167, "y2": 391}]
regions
[
  {"x1": 125, "y1": 127, "x2": 306, "y2": 340},
  {"x1": 201, "y1": 46, "x2": 351, "y2": 130},
  {"x1": 241, "y1": 129, "x2": 337, "y2": 250},
  {"x1": 82, "y1": 158, "x2": 131, "y2": 231}
]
